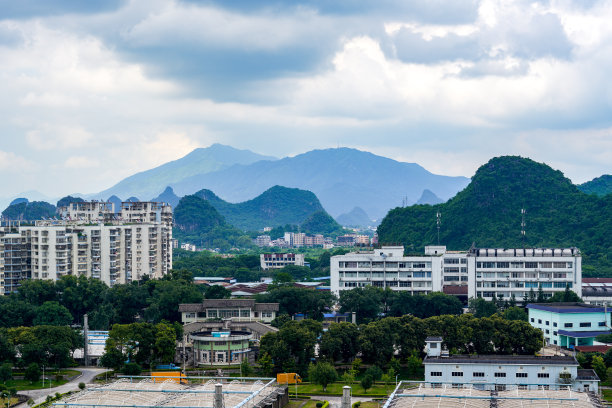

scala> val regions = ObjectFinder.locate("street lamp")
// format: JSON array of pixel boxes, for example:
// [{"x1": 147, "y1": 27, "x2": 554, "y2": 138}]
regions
[{"x1": 395, "y1": 374, "x2": 399, "y2": 388}]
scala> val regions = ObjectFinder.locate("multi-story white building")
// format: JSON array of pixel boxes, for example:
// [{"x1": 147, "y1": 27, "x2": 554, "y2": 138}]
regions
[
  {"x1": 260, "y1": 253, "x2": 305, "y2": 270},
  {"x1": 331, "y1": 245, "x2": 582, "y2": 301},
  {"x1": 0, "y1": 201, "x2": 172, "y2": 293}
]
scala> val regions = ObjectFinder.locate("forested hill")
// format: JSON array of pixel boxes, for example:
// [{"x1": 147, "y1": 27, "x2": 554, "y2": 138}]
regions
[
  {"x1": 579, "y1": 175, "x2": 612, "y2": 196},
  {"x1": 1, "y1": 201, "x2": 56, "y2": 220},
  {"x1": 195, "y1": 185, "x2": 327, "y2": 230},
  {"x1": 377, "y1": 156, "x2": 612, "y2": 277}
]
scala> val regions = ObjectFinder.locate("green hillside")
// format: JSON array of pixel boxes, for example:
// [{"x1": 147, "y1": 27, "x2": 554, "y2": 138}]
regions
[
  {"x1": 301, "y1": 210, "x2": 344, "y2": 235},
  {"x1": 377, "y1": 156, "x2": 612, "y2": 277},
  {"x1": 579, "y1": 175, "x2": 612, "y2": 196},
  {"x1": 195, "y1": 185, "x2": 326, "y2": 230},
  {"x1": 2, "y1": 201, "x2": 56, "y2": 220},
  {"x1": 173, "y1": 195, "x2": 251, "y2": 251}
]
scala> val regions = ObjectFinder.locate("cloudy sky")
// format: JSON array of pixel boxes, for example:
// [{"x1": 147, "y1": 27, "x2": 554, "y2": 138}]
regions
[{"x1": 1, "y1": 0, "x2": 612, "y2": 200}]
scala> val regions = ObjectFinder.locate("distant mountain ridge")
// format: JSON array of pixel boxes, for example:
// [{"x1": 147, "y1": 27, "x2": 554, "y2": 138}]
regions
[
  {"x1": 95, "y1": 144, "x2": 276, "y2": 200},
  {"x1": 377, "y1": 156, "x2": 612, "y2": 277},
  {"x1": 579, "y1": 175, "x2": 612, "y2": 196},
  {"x1": 169, "y1": 147, "x2": 470, "y2": 219},
  {"x1": 194, "y1": 185, "x2": 326, "y2": 231},
  {"x1": 336, "y1": 207, "x2": 372, "y2": 227}
]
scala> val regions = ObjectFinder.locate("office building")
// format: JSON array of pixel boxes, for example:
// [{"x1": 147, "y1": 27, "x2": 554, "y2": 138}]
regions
[
  {"x1": 179, "y1": 299, "x2": 279, "y2": 324},
  {"x1": 330, "y1": 245, "x2": 582, "y2": 301},
  {"x1": 526, "y1": 303, "x2": 611, "y2": 347}
]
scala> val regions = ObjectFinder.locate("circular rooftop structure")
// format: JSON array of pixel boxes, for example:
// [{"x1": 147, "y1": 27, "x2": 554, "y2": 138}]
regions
[{"x1": 190, "y1": 331, "x2": 252, "y2": 366}]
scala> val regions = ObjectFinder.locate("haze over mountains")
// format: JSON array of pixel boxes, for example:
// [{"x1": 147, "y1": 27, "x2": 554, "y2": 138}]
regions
[{"x1": 94, "y1": 145, "x2": 471, "y2": 220}]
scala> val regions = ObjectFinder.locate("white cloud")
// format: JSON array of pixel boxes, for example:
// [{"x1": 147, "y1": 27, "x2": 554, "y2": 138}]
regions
[
  {"x1": 0, "y1": 150, "x2": 36, "y2": 171},
  {"x1": 26, "y1": 125, "x2": 93, "y2": 150},
  {"x1": 64, "y1": 156, "x2": 100, "y2": 169}
]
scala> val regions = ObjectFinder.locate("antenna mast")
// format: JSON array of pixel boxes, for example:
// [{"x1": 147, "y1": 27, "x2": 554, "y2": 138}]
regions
[
  {"x1": 521, "y1": 208, "x2": 526, "y2": 248},
  {"x1": 436, "y1": 211, "x2": 441, "y2": 245}
]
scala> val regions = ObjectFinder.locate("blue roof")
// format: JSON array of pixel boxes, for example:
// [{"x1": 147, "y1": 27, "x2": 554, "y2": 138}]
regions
[
  {"x1": 526, "y1": 303, "x2": 606, "y2": 313},
  {"x1": 557, "y1": 330, "x2": 611, "y2": 338}
]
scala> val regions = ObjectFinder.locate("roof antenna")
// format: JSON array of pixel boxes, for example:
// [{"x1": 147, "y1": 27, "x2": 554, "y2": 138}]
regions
[{"x1": 436, "y1": 211, "x2": 441, "y2": 245}]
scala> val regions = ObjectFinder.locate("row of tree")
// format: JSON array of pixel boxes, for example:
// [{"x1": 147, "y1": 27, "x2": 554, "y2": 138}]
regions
[
  {"x1": 260, "y1": 314, "x2": 543, "y2": 375},
  {"x1": 0, "y1": 272, "x2": 202, "y2": 330},
  {"x1": 0, "y1": 326, "x2": 82, "y2": 369}
]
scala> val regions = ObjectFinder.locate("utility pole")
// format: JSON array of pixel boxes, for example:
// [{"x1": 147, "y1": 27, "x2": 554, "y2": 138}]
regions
[
  {"x1": 83, "y1": 314, "x2": 89, "y2": 367},
  {"x1": 436, "y1": 212, "x2": 441, "y2": 245},
  {"x1": 521, "y1": 208, "x2": 526, "y2": 248}
]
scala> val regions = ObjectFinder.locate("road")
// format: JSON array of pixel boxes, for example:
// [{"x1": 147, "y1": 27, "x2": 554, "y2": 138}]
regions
[{"x1": 16, "y1": 367, "x2": 110, "y2": 407}]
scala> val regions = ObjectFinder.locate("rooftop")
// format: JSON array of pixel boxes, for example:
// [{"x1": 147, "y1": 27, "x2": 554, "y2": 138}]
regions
[
  {"x1": 424, "y1": 354, "x2": 578, "y2": 365},
  {"x1": 526, "y1": 303, "x2": 607, "y2": 313}
]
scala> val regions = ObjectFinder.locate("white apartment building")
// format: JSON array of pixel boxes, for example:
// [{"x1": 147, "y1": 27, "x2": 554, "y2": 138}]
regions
[
  {"x1": 0, "y1": 201, "x2": 172, "y2": 293},
  {"x1": 330, "y1": 245, "x2": 582, "y2": 301},
  {"x1": 260, "y1": 253, "x2": 305, "y2": 270}
]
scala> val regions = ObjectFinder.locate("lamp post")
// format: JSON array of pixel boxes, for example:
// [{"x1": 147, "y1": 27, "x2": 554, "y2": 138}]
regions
[{"x1": 395, "y1": 374, "x2": 399, "y2": 388}]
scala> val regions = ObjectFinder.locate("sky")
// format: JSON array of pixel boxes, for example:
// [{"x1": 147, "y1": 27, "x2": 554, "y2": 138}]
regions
[{"x1": 1, "y1": 0, "x2": 612, "y2": 201}]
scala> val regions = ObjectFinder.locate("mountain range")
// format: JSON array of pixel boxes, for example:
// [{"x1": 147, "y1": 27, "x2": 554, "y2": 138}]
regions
[
  {"x1": 578, "y1": 175, "x2": 612, "y2": 196},
  {"x1": 95, "y1": 144, "x2": 276, "y2": 200},
  {"x1": 93, "y1": 145, "x2": 470, "y2": 220},
  {"x1": 377, "y1": 156, "x2": 612, "y2": 277}
]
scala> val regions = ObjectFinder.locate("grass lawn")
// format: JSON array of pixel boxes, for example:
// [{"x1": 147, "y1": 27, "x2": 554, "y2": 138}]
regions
[
  {"x1": 0, "y1": 397, "x2": 19, "y2": 407},
  {"x1": 285, "y1": 401, "x2": 306, "y2": 408},
  {"x1": 302, "y1": 400, "x2": 325, "y2": 408},
  {"x1": 356, "y1": 402, "x2": 381, "y2": 408},
  {"x1": 296, "y1": 382, "x2": 392, "y2": 395},
  {"x1": 601, "y1": 389, "x2": 612, "y2": 402},
  {"x1": 4, "y1": 377, "x2": 70, "y2": 391}
]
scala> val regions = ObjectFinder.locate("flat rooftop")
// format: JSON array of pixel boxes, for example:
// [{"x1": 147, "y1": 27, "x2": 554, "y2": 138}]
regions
[
  {"x1": 526, "y1": 303, "x2": 607, "y2": 313},
  {"x1": 53, "y1": 377, "x2": 277, "y2": 408},
  {"x1": 424, "y1": 355, "x2": 578, "y2": 365}
]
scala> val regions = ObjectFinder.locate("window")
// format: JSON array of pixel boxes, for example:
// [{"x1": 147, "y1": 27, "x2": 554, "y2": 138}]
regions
[
  {"x1": 599, "y1": 322, "x2": 606, "y2": 327},
  {"x1": 537, "y1": 373, "x2": 550, "y2": 378},
  {"x1": 546, "y1": 330, "x2": 550, "y2": 334},
  {"x1": 518, "y1": 385, "x2": 528, "y2": 390},
  {"x1": 564, "y1": 323, "x2": 573, "y2": 328},
  {"x1": 494, "y1": 373, "x2": 506, "y2": 378},
  {"x1": 445, "y1": 258, "x2": 460, "y2": 264},
  {"x1": 553, "y1": 331, "x2": 557, "y2": 336},
  {"x1": 538, "y1": 319, "x2": 542, "y2": 324},
  {"x1": 451, "y1": 372, "x2": 463, "y2": 377},
  {"x1": 473, "y1": 372, "x2": 485, "y2": 378},
  {"x1": 430, "y1": 343, "x2": 438, "y2": 349},
  {"x1": 553, "y1": 322, "x2": 557, "y2": 327},
  {"x1": 530, "y1": 318, "x2": 534, "y2": 323},
  {"x1": 430, "y1": 372, "x2": 442, "y2": 377},
  {"x1": 516, "y1": 373, "x2": 528, "y2": 378},
  {"x1": 525, "y1": 262, "x2": 538, "y2": 268},
  {"x1": 580, "y1": 322, "x2": 592, "y2": 328},
  {"x1": 546, "y1": 321, "x2": 549, "y2": 325}
]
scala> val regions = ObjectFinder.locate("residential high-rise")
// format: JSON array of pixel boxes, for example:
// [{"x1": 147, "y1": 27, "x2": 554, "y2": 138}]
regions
[{"x1": 0, "y1": 201, "x2": 172, "y2": 293}]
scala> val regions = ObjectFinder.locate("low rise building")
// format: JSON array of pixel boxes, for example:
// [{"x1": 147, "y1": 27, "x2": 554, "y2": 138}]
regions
[
  {"x1": 260, "y1": 253, "x2": 305, "y2": 270},
  {"x1": 423, "y1": 337, "x2": 599, "y2": 392},
  {"x1": 179, "y1": 299, "x2": 279, "y2": 324},
  {"x1": 526, "y1": 303, "x2": 611, "y2": 348}
]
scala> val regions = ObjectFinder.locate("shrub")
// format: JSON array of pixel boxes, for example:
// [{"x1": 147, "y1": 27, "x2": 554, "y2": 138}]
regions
[
  {"x1": 122, "y1": 362, "x2": 142, "y2": 376},
  {"x1": 316, "y1": 403, "x2": 323, "y2": 408},
  {"x1": 78, "y1": 382, "x2": 86, "y2": 390}
]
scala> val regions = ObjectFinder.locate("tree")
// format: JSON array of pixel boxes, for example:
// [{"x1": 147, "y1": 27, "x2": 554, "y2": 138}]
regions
[
  {"x1": 204, "y1": 285, "x2": 231, "y2": 300},
  {"x1": 500, "y1": 307, "x2": 528, "y2": 322},
  {"x1": 24, "y1": 363, "x2": 40, "y2": 384},
  {"x1": 351, "y1": 358, "x2": 362, "y2": 373},
  {"x1": 79, "y1": 382, "x2": 86, "y2": 390},
  {"x1": 32, "y1": 302, "x2": 73, "y2": 326},
  {"x1": 154, "y1": 323, "x2": 178, "y2": 363},
  {"x1": 257, "y1": 353, "x2": 273, "y2": 376},
  {"x1": 364, "y1": 365, "x2": 383, "y2": 381},
  {"x1": 100, "y1": 347, "x2": 125, "y2": 370},
  {"x1": 308, "y1": 362, "x2": 337, "y2": 392},
  {"x1": 240, "y1": 359, "x2": 253, "y2": 377},
  {"x1": 0, "y1": 364, "x2": 11, "y2": 383},
  {"x1": 319, "y1": 322, "x2": 359, "y2": 362},
  {"x1": 468, "y1": 298, "x2": 497, "y2": 318},
  {"x1": 548, "y1": 287, "x2": 582, "y2": 303},
  {"x1": 592, "y1": 355, "x2": 607, "y2": 382},
  {"x1": 536, "y1": 284, "x2": 546, "y2": 303},
  {"x1": 360, "y1": 375, "x2": 373, "y2": 393},
  {"x1": 122, "y1": 362, "x2": 142, "y2": 375},
  {"x1": 341, "y1": 370, "x2": 356, "y2": 385},
  {"x1": 338, "y1": 286, "x2": 383, "y2": 324}
]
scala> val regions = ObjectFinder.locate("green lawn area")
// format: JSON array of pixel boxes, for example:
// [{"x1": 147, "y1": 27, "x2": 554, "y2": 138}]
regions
[
  {"x1": 601, "y1": 389, "x2": 612, "y2": 402},
  {"x1": 4, "y1": 377, "x2": 70, "y2": 391},
  {"x1": 295, "y1": 382, "x2": 392, "y2": 395},
  {"x1": 302, "y1": 400, "x2": 325, "y2": 408},
  {"x1": 355, "y1": 402, "x2": 381, "y2": 408},
  {"x1": 285, "y1": 401, "x2": 305, "y2": 408}
]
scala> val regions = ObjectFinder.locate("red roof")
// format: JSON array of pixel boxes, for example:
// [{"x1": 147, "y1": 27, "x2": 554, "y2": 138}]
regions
[
  {"x1": 583, "y1": 278, "x2": 612, "y2": 283},
  {"x1": 574, "y1": 345, "x2": 612, "y2": 353},
  {"x1": 443, "y1": 285, "x2": 468, "y2": 295}
]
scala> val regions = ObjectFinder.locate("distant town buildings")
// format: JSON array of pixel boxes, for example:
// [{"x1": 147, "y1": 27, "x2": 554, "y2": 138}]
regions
[
  {"x1": 260, "y1": 253, "x2": 305, "y2": 270},
  {"x1": 253, "y1": 232, "x2": 325, "y2": 248},
  {"x1": 0, "y1": 200, "x2": 173, "y2": 294},
  {"x1": 331, "y1": 245, "x2": 582, "y2": 302}
]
